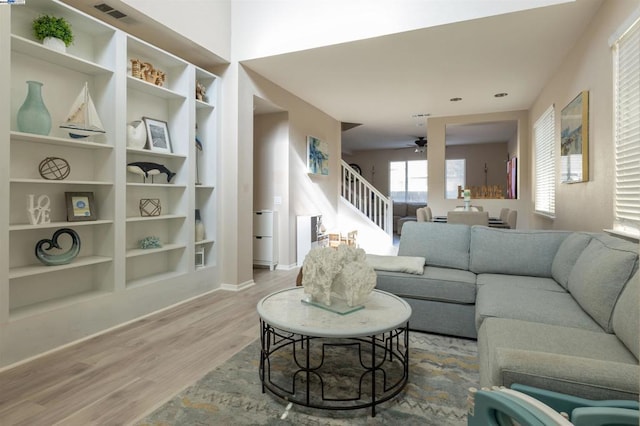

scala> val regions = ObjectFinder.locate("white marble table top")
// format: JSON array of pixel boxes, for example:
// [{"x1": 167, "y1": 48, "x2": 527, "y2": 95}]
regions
[{"x1": 257, "y1": 287, "x2": 412, "y2": 338}]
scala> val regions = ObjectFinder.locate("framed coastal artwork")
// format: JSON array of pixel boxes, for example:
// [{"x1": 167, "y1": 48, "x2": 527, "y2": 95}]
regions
[
  {"x1": 307, "y1": 135, "x2": 329, "y2": 175},
  {"x1": 143, "y1": 117, "x2": 173, "y2": 153},
  {"x1": 65, "y1": 192, "x2": 96, "y2": 221},
  {"x1": 560, "y1": 91, "x2": 589, "y2": 183}
]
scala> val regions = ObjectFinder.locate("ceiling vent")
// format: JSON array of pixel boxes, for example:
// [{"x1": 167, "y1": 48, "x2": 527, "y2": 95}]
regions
[{"x1": 94, "y1": 3, "x2": 128, "y2": 19}]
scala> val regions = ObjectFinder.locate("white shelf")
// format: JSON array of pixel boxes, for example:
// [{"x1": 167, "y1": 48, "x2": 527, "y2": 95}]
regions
[
  {"x1": 127, "y1": 75, "x2": 186, "y2": 100},
  {"x1": 126, "y1": 214, "x2": 186, "y2": 223},
  {"x1": 195, "y1": 239, "x2": 215, "y2": 245},
  {"x1": 125, "y1": 243, "x2": 186, "y2": 258},
  {"x1": 126, "y1": 148, "x2": 187, "y2": 159},
  {"x1": 9, "y1": 255, "x2": 113, "y2": 279},
  {"x1": 10, "y1": 220, "x2": 113, "y2": 231},
  {"x1": 0, "y1": 0, "x2": 220, "y2": 369},
  {"x1": 126, "y1": 182, "x2": 186, "y2": 188},
  {"x1": 12, "y1": 35, "x2": 114, "y2": 75},
  {"x1": 10, "y1": 132, "x2": 113, "y2": 150},
  {"x1": 196, "y1": 99, "x2": 215, "y2": 110},
  {"x1": 11, "y1": 178, "x2": 113, "y2": 186},
  {"x1": 10, "y1": 290, "x2": 112, "y2": 321}
]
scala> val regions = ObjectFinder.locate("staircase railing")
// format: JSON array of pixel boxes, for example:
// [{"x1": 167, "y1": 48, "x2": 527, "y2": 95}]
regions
[{"x1": 341, "y1": 160, "x2": 393, "y2": 236}]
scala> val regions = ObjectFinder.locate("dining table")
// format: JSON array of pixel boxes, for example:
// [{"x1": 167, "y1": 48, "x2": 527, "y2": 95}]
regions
[{"x1": 432, "y1": 216, "x2": 510, "y2": 228}]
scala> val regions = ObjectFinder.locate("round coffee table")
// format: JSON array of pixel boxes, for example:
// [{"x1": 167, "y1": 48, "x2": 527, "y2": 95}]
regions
[{"x1": 257, "y1": 287, "x2": 412, "y2": 417}]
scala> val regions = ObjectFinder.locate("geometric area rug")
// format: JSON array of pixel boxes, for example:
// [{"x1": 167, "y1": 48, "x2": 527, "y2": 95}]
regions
[{"x1": 136, "y1": 332, "x2": 479, "y2": 426}]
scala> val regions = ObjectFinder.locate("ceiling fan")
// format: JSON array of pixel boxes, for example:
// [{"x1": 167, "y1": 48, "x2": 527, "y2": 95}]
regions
[{"x1": 413, "y1": 136, "x2": 427, "y2": 153}]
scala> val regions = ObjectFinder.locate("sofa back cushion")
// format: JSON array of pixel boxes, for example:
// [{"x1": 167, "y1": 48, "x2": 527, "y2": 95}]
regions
[
  {"x1": 568, "y1": 235, "x2": 638, "y2": 333},
  {"x1": 612, "y1": 271, "x2": 639, "y2": 359},
  {"x1": 393, "y1": 202, "x2": 407, "y2": 217},
  {"x1": 469, "y1": 227, "x2": 571, "y2": 277},
  {"x1": 406, "y1": 203, "x2": 424, "y2": 217},
  {"x1": 398, "y1": 222, "x2": 470, "y2": 270},
  {"x1": 551, "y1": 232, "x2": 593, "y2": 289}
]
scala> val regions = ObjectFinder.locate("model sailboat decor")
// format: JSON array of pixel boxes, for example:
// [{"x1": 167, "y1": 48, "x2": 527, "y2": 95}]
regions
[{"x1": 60, "y1": 82, "x2": 106, "y2": 139}]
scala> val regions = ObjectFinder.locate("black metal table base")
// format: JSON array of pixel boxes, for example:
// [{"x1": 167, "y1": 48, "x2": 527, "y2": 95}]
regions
[{"x1": 259, "y1": 320, "x2": 409, "y2": 417}]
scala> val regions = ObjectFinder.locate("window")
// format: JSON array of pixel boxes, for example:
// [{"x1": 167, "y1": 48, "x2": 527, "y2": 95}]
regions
[
  {"x1": 534, "y1": 105, "x2": 556, "y2": 216},
  {"x1": 445, "y1": 159, "x2": 465, "y2": 199},
  {"x1": 612, "y1": 11, "x2": 640, "y2": 238},
  {"x1": 389, "y1": 160, "x2": 427, "y2": 202}
]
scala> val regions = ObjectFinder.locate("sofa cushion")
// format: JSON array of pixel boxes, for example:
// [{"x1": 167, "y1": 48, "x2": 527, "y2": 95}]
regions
[
  {"x1": 551, "y1": 232, "x2": 592, "y2": 289},
  {"x1": 393, "y1": 202, "x2": 407, "y2": 217},
  {"x1": 398, "y1": 222, "x2": 471, "y2": 270},
  {"x1": 612, "y1": 271, "x2": 639, "y2": 359},
  {"x1": 406, "y1": 203, "x2": 423, "y2": 217},
  {"x1": 478, "y1": 318, "x2": 639, "y2": 400},
  {"x1": 375, "y1": 266, "x2": 476, "y2": 304},
  {"x1": 568, "y1": 235, "x2": 638, "y2": 333},
  {"x1": 470, "y1": 227, "x2": 571, "y2": 277},
  {"x1": 476, "y1": 283, "x2": 602, "y2": 332},
  {"x1": 397, "y1": 217, "x2": 417, "y2": 235},
  {"x1": 476, "y1": 273, "x2": 565, "y2": 292},
  {"x1": 366, "y1": 254, "x2": 425, "y2": 275}
]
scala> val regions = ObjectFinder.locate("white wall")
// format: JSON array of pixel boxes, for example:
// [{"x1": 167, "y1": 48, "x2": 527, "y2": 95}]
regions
[
  {"x1": 254, "y1": 111, "x2": 291, "y2": 267},
  {"x1": 229, "y1": 66, "x2": 341, "y2": 280},
  {"x1": 446, "y1": 142, "x2": 509, "y2": 196},
  {"x1": 123, "y1": 0, "x2": 231, "y2": 60},
  {"x1": 529, "y1": 0, "x2": 638, "y2": 232}
]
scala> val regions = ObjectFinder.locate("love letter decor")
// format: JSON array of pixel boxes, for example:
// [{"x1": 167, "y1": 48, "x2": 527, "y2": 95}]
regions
[{"x1": 27, "y1": 194, "x2": 51, "y2": 225}]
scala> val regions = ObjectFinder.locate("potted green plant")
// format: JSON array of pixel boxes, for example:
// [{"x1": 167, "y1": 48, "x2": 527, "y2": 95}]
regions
[{"x1": 32, "y1": 14, "x2": 73, "y2": 53}]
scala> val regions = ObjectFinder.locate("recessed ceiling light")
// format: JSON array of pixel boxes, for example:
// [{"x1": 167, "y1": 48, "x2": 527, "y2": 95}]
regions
[
  {"x1": 450, "y1": 97, "x2": 462, "y2": 102},
  {"x1": 494, "y1": 92, "x2": 508, "y2": 98}
]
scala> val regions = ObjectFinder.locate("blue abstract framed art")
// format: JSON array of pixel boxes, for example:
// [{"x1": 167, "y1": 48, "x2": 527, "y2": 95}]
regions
[{"x1": 307, "y1": 135, "x2": 329, "y2": 175}]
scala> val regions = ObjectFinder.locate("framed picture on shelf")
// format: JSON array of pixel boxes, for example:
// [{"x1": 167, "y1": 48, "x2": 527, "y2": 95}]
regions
[
  {"x1": 65, "y1": 192, "x2": 97, "y2": 221},
  {"x1": 143, "y1": 117, "x2": 172, "y2": 153}
]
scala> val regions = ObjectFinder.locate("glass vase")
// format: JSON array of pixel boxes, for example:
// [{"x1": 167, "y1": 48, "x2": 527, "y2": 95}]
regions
[{"x1": 17, "y1": 80, "x2": 52, "y2": 136}]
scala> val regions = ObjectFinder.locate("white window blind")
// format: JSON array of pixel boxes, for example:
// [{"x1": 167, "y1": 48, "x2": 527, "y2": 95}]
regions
[
  {"x1": 534, "y1": 105, "x2": 556, "y2": 216},
  {"x1": 613, "y1": 13, "x2": 640, "y2": 238}
]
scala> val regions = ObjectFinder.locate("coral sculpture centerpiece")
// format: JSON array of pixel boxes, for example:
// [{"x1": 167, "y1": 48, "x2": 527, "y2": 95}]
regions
[{"x1": 301, "y1": 245, "x2": 376, "y2": 308}]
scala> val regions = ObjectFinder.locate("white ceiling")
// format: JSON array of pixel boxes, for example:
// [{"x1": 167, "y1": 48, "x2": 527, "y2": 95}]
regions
[
  {"x1": 64, "y1": 0, "x2": 603, "y2": 153},
  {"x1": 243, "y1": 0, "x2": 603, "y2": 153}
]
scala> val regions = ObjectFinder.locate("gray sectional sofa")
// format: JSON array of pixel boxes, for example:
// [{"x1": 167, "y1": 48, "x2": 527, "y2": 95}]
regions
[
  {"x1": 392, "y1": 202, "x2": 426, "y2": 234},
  {"x1": 374, "y1": 222, "x2": 639, "y2": 400}
]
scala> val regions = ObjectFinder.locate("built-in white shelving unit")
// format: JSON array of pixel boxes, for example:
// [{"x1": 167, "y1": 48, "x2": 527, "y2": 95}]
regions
[{"x1": 0, "y1": 0, "x2": 221, "y2": 368}]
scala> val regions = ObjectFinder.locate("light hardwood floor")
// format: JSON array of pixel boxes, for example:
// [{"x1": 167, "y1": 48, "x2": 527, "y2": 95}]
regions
[{"x1": 0, "y1": 268, "x2": 297, "y2": 426}]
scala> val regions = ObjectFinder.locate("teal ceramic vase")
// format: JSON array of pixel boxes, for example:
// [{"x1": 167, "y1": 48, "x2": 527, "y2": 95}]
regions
[{"x1": 17, "y1": 80, "x2": 52, "y2": 135}]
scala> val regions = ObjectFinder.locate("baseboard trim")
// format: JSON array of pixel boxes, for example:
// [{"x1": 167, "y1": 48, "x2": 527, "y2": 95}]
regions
[
  {"x1": 276, "y1": 263, "x2": 298, "y2": 271},
  {"x1": 220, "y1": 279, "x2": 255, "y2": 291}
]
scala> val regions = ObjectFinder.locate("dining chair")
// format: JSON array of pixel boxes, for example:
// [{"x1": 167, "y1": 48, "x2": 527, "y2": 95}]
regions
[
  {"x1": 499, "y1": 208, "x2": 510, "y2": 222},
  {"x1": 507, "y1": 210, "x2": 518, "y2": 229}
]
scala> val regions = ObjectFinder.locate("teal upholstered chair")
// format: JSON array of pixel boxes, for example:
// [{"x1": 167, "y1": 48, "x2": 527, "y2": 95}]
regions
[{"x1": 467, "y1": 384, "x2": 639, "y2": 426}]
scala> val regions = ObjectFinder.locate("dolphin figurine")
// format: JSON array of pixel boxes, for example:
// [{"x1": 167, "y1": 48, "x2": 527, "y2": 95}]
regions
[{"x1": 127, "y1": 161, "x2": 175, "y2": 183}]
